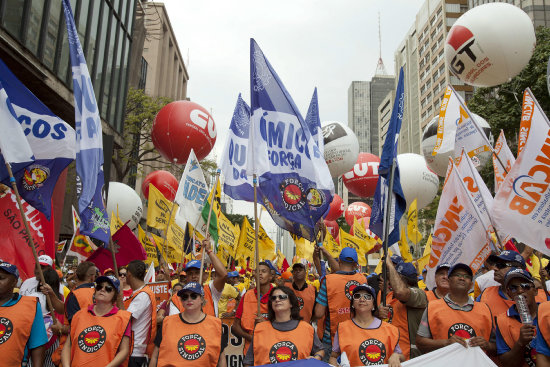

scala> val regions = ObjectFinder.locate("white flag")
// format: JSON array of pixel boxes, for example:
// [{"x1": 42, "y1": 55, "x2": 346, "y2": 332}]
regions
[
  {"x1": 432, "y1": 86, "x2": 462, "y2": 156},
  {"x1": 0, "y1": 83, "x2": 34, "y2": 164},
  {"x1": 174, "y1": 149, "x2": 209, "y2": 229},
  {"x1": 492, "y1": 89, "x2": 550, "y2": 255},
  {"x1": 145, "y1": 262, "x2": 155, "y2": 283},
  {"x1": 453, "y1": 105, "x2": 492, "y2": 167},
  {"x1": 426, "y1": 159, "x2": 492, "y2": 289},
  {"x1": 493, "y1": 130, "x2": 516, "y2": 191}
]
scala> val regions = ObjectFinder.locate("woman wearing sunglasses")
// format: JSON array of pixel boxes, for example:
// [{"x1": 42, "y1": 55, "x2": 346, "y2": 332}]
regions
[
  {"x1": 329, "y1": 284, "x2": 403, "y2": 367},
  {"x1": 61, "y1": 275, "x2": 132, "y2": 367},
  {"x1": 149, "y1": 282, "x2": 226, "y2": 367},
  {"x1": 118, "y1": 267, "x2": 133, "y2": 301},
  {"x1": 243, "y1": 286, "x2": 324, "y2": 366}
]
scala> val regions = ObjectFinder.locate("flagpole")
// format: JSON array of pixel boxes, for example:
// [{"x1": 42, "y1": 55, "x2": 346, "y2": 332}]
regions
[
  {"x1": 5, "y1": 162, "x2": 56, "y2": 316},
  {"x1": 381, "y1": 159, "x2": 397, "y2": 307},
  {"x1": 253, "y1": 174, "x2": 261, "y2": 317},
  {"x1": 199, "y1": 170, "x2": 220, "y2": 285}
]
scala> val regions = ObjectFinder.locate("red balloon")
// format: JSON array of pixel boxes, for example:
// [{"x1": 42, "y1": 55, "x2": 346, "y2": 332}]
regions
[
  {"x1": 152, "y1": 101, "x2": 217, "y2": 164},
  {"x1": 325, "y1": 194, "x2": 344, "y2": 221},
  {"x1": 343, "y1": 153, "x2": 380, "y2": 198},
  {"x1": 345, "y1": 202, "x2": 371, "y2": 227},
  {"x1": 142, "y1": 170, "x2": 179, "y2": 201},
  {"x1": 324, "y1": 219, "x2": 339, "y2": 239}
]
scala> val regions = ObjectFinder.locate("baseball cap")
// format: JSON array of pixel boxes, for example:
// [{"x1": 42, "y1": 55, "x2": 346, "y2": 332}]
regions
[
  {"x1": 503, "y1": 268, "x2": 534, "y2": 287},
  {"x1": 95, "y1": 275, "x2": 121, "y2": 292},
  {"x1": 390, "y1": 255, "x2": 403, "y2": 265},
  {"x1": 103, "y1": 268, "x2": 115, "y2": 275},
  {"x1": 448, "y1": 263, "x2": 473, "y2": 277},
  {"x1": 38, "y1": 255, "x2": 53, "y2": 267},
  {"x1": 292, "y1": 262, "x2": 306, "y2": 270},
  {"x1": 184, "y1": 260, "x2": 202, "y2": 271},
  {"x1": 489, "y1": 250, "x2": 526, "y2": 268},
  {"x1": 396, "y1": 262, "x2": 418, "y2": 278},
  {"x1": 177, "y1": 282, "x2": 204, "y2": 297},
  {"x1": 227, "y1": 271, "x2": 239, "y2": 278},
  {"x1": 0, "y1": 261, "x2": 19, "y2": 278},
  {"x1": 339, "y1": 247, "x2": 358, "y2": 263},
  {"x1": 436, "y1": 262, "x2": 452, "y2": 273},
  {"x1": 352, "y1": 283, "x2": 377, "y2": 301},
  {"x1": 264, "y1": 260, "x2": 281, "y2": 276}
]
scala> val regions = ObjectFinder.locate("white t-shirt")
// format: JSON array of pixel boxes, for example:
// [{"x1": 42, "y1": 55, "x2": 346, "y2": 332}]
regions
[
  {"x1": 19, "y1": 277, "x2": 65, "y2": 315},
  {"x1": 168, "y1": 281, "x2": 223, "y2": 317},
  {"x1": 475, "y1": 270, "x2": 501, "y2": 294},
  {"x1": 127, "y1": 286, "x2": 152, "y2": 357}
]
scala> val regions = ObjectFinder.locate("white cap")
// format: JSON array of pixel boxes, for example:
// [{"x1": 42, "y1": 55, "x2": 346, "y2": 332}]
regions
[{"x1": 38, "y1": 255, "x2": 53, "y2": 267}]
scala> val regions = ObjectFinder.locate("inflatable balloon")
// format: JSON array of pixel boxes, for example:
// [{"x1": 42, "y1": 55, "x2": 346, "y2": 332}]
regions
[
  {"x1": 324, "y1": 219, "x2": 339, "y2": 240},
  {"x1": 445, "y1": 3, "x2": 535, "y2": 87},
  {"x1": 106, "y1": 182, "x2": 143, "y2": 231},
  {"x1": 141, "y1": 170, "x2": 179, "y2": 201},
  {"x1": 152, "y1": 101, "x2": 217, "y2": 163},
  {"x1": 325, "y1": 194, "x2": 344, "y2": 221},
  {"x1": 397, "y1": 154, "x2": 439, "y2": 210},
  {"x1": 345, "y1": 202, "x2": 371, "y2": 227},
  {"x1": 343, "y1": 153, "x2": 380, "y2": 198},
  {"x1": 322, "y1": 121, "x2": 359, "y2": 177}
]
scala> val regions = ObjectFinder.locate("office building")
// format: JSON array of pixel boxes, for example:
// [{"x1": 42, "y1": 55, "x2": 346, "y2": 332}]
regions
[{"x1": 469, "y1": 0, "x2": 550, "y2": 27}]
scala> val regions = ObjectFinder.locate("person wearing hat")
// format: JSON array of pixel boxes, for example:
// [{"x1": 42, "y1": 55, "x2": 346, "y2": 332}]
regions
[
  {"x1": 313, "y1": 247, "x2": 367, "y2": 358},
  {"x1": 61, "y1": 275, "x2": 131, "y2": 366},
  {"x1": 473, "y1": 255, "x2": 500, "y2": 299},
  {"x1": 377, "y1": 256, "x2": 427, "y2": 360},
  {"x1": 291, "y1": 262, "x2": 316, "y2": 323},
  {"x1": 425, "y1": 263, "x2": 451, "y2": 302},
  {"x1": 232, "y1": 261, "x2": 273, "y2": 356},
  {"x1": 216, "y1": 271, "x2": 241, "y2": 318},
  {"x1": 0, "y1": 261, "x2": 48, "y2": 366},
  {"x1": 416, "y1": 263, "x2": 495, "y2": 355},
  {"x1": 244, "y1": 285, "x2": 324, "y2": 366},
  {"x1": 19, "y1": 255, "x2": 65, "y2": 315},
  {"x1": 329, "y1": 284, "x2": 404, "y2": 367},
  {"x1": 495, "y1": 268, "x2": 539, "y2": 367},
  {"x1": 149, "y1": 282, "x2": 226, "y2": 367},
  {"x1": 479, "y1": 251, "x2": 548, "y2": 318}
]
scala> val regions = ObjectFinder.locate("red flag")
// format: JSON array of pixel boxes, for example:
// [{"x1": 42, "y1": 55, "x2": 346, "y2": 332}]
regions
[
  {"x1": 87, "y1": 223, "x2": 146, "y2": 273},
  {"x1": 281, "y1": 258, "x2": 290, "y2": 272}
]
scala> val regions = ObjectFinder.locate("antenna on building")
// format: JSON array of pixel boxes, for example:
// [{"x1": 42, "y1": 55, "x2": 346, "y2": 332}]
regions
[{"x1": 374, "y1": 12, "x2": 388, "y2": 76}]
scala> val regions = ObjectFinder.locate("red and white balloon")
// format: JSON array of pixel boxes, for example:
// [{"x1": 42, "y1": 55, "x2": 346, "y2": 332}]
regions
[
  {"x1": 141, "y1": 170, "x2": 179, "y2": 201},
  {"x1": 324, "y1": 219, "x2": 339, "y2": 240},
  {"x1": 152, "y1": 101, "x2": 217, "y2": 164},
  {"x1": 345, "y1": 202, "x2": 371, "y2": 227},
  {"x1": 325, "y1": 194, "x2": 344, "y2": 221},
  {"x1": 343, "y1": 153, "x2": 380, "y2": 198}
]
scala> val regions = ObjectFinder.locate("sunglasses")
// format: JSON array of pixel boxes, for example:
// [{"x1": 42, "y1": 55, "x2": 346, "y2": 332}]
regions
[
  {"x1": 353, "y1": 293, "x2": 373, "y2": 301},
  {"x1": 119, "y1": 273, "x2": 127, "y2": 277},
  {"x1": 270, "y1": 294, "x2": 289, "y2": 301},
  {"x1": 507, "y1": 283, "x2": 534, "y2": 293},
  {"x1": 95, "y1": 284, "x2": 114, "y2": 293},
  {"x1": 496, "y1": 262, "x2": 516, "y2": 269},
  {"x1": 450, "y1": 273, "x2": 472, "y2": 280},
  {"x1": 180, "y1": 293, "x2": 200, "y2": 301}
]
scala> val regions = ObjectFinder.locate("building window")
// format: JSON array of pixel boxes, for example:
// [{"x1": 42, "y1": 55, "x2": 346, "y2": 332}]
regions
[{"x1": 138, "y1": 57, "x2": 148, "y2": 90}]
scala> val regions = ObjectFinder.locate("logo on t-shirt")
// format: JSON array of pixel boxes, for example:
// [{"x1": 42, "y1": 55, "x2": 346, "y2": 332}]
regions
[
  {"x1": 0, "y1": 317, "x2": 13, "y2": 344},
  {"x1": 448, "y1": 323, "x2": 476, "y2": 339},
  {"x1": 269, "y1": 341, "x2": 299, "y2": 363},
  {"x1": 344, "y1": 280, "x2": 360, "y2": 301},
  {"x1": 359, "y1": 338, "x2": 386, "y2": 365},
  {"x1": 525, "y1": 342, "x2": 536, "y2": 367},
  {"x1": 178, "y1": 334, "x2": 206, "y2": 360},
  {"x1": 297, "y1": 296, "x2": 304, "y2": 310},
  {"x1": 77, "y1": 325, "x2": 106, "y2": 353}
]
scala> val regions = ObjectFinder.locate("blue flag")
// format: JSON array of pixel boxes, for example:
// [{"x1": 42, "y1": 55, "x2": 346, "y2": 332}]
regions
[
  {"x1": 0, "y1": 58, "x2": 75, "y2": 219},
  {"x1": 370, "y1": 68, "x2": 406, "y2": 246},
  {"x1": 247, "y1": 39, "x2": 334, "y2": 241},
  {"x1": 304, "y1": 88, "x2": 324, "y2": 155},
  {"x1": 219, "y1": 94, "x2": 254, "y2": 202},
  {"x1": 62, "y1": 0, "x2": 109, "y2": 244}
]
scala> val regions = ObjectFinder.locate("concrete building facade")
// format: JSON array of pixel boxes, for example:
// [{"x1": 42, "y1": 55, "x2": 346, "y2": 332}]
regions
[{"x1": 469, "y1": 0, "x2": 550, "y2": 27}]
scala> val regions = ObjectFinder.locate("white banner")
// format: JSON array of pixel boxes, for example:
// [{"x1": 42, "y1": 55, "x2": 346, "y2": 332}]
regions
[
  {"x1": 432, "y1": 86, "x2": 461, "y2": 156},
  {"x1": 174, "y1": 149, "x2": 209, "y2": 228},
  {"x1": 377, "y1": 344, "x2": 497, "y2": 367},
  {"x1": 493, "y1": 130, "x2": 515, "y2": 191}
]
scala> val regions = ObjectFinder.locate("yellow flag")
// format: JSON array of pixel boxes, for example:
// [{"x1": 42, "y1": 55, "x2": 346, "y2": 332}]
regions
[
  {"x1": 259, "y1": 224, "x2": 276, "y2": 261},
  {"x1": 339, "y1": 228, "x2": 367, "y2": 266},
  {"x1": 217, "y1": 245, "x2": 232, "y2": 267},
  {"x1": 399, "y1": 227, "x2": 413, "y2": 262},
  {"x1": 110, "y1": 207, "x2": 124, "y2": 236},
  {"x1": 166, "y1": 223, "x2": 186, "y2": 253},
  {"x1": 407, "y1": 199, "x2": 423, "y2": 244},
  {"x1": 323, "y1": 231, "x2": 341, "y2": 258},
  {"x1": 138, "y1": 225, "x2": 159, "y2": 266},
  {"x1": 152, "y1": 233, "x2": 182, "y2": 264},
  {"x1": 146, "y1": 184, "x2": 177, "y2": 230},
  {"x1": 276, "y1": 249, "x2": 286, "y2": 269},
  {"x1": 236, "y1": 217, "x2": 255, "y2": 262},
  {"x1": 353, "y1": 217, "x2": 377, "y2": 254},
  {"x1": 416, "y1": 235, "x2": 432, "y2": 273},
  {"x1": 217, "y1": 212, "x2": 240, "y2": 257},
  {"x1": 292, "y1": 234, "x2": 314, "y2": 263}
]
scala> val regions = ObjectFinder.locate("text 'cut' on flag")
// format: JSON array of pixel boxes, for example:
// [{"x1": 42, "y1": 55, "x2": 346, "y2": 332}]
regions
[
  {"x1": 246, "y1": 39, "x2": 334, "y2": 241},
  {"x1": 220, "y1": 94, "x2": 254, "y2": 202},
  {"x1": 370, "y1": 67, "x2": 406, "y2": 246},
  {"x1": 62, "y1": 0, "x2": 109, "y2": 244}
]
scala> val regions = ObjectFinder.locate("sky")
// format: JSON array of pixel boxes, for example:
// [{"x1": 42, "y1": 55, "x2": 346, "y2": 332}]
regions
[{"x1": 160, "y1": 0, "x2": 425, "y2": 239}]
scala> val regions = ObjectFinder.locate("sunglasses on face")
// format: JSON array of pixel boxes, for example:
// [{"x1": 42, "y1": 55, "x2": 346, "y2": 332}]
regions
[
  {"x1": 95, "y1": 284, "x2": 114, "y2": 293},
  {"x1": 270, "y1": 294, "x2": 289, "y2": 301},
  {"x1": 496, "y1": 262, "x2": 515, "y2": 269},
  {"x1": 119, "y1": 273, "x2": 127, "y2": 277},
  {"x1": 353, "y1": 293, "x2": 373, "y2": 301},
  {"x1": 507, "y1": 283, "x2": 534, "y2": 293},
  {"x1": 180, "y1": 293, "x2": 200, "y2": 301},
  {"x1": 450, "y1": 273, "x2": 472, "y2": 280}
]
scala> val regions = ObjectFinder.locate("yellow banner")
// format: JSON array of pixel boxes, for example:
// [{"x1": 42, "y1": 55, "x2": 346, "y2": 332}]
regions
[
  {"x1": 167, "y1": 223, "x2": 186, "y2": 253},
  {"x1": 323, "y1": 231, "x2": 341, "y2": 258},
  {"x1": 259, "y1": 223, "x2": 276, "y2": 261},
  {"x1": 339, "y1": 228, "x2": 366, "y2": 266},
  {"x1": 292, "y1": 234, "x2": 314, "y2": 263},
  {"x1": 353, "y1": 217, "x2": 377, "y2": 254},
  {"x1": 236, "y1": 217, "x2": 255, "y2": 262},
  {"x1": 407, "y1": 199, "x2": 423, "y2": 244},
  {"x1": 217, "y1": 212, "x2": 240, "y2": 257},
  {"x1": 138, "y1": 225, "x2": 158, "y2": 266},
  {"x1": 146, "y1": 184, "x2": 177, "y2": 231},
  {"x1": 417, "y1": 235, "x2": 432, "y2": 272},
  {"x1": 110, "y1": 207, "x2": 124, "y2": 236},
  {"x1": 399, "y1": 227, "x2": 413, "y2": 263},
  {"x1": 152, "y1": 233, "x2": 182, "y2": 264}
]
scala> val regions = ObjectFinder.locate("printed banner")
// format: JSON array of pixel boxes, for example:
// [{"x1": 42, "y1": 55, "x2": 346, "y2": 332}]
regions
[
  {"x1": 147, "y1": 184, "x2": 177, "y2": 231},
  {"x1": 66, "y1": 205, "x2": 97, "y2": 263},
  {"x1": 148, "y1": 281, "x2": 171, "y2": 311},
  {"x1": 138, "y1": 225, "x2": 159, "y2": 266},
  {"x1": 493, "y1": 130, "x2": 515, "y2": 191},
  {"x1": 217, "y1": 212, "x2": 240, "y2": 257},
  {"x1": 236, "y1": 217, "x2": 255, "y2": 261}
]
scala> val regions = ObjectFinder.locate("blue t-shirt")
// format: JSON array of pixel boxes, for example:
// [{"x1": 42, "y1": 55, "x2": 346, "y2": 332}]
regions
[
  {"x1": 496, "y1": 303, "x2": 538, "y2": 355},
  {"x1": 1, "y1": 293, "x2": 48, "y2": 363}
]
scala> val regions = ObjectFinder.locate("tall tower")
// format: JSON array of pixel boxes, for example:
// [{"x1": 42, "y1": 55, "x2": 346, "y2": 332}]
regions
[{"x1": 374, "y1": 13, "x2": 388, "y2": 76}]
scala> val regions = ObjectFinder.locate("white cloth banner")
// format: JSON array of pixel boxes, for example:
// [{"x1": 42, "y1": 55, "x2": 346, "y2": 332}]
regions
[
  {"x1": 492, "y1": 89, "x2": 550, "y2": 254},
  {"x1": 0, "y1": 85, "x2": 34, "y2": 164},
  {"x1": 493, "y1": 130, "x2": 516, "y2": 191},
  {"x1": 376, "y1": 344, "x2": 497, "y2": 367},
  {"x1": 432, "y1": 86, "x2": 461, "y2": 156},
  {"x1": 454, "y1": 105, "x2": 492, "y2": 167}
]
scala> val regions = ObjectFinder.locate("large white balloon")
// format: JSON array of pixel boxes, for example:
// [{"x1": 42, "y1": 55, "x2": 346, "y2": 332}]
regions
[
  {"x1": 445, "y1": 3, "x2": 535, "y2": 87},
  {"x1": 322, "y1": 121, "x2": 359, "y2": 177},
  {"x1": 421, "y1": 114, "x2": 493, "y2": 177},
  {"x1": 106, "y1": 182, "x2": 143, "y2": 231},
  {"x1": 397, "y1": 153, "x2": 439, "y2": 210}
]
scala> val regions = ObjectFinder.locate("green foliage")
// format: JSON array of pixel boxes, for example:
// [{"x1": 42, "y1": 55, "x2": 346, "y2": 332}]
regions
[{"x1": 225, "y1": 213, "x2": 254, "y2": 228}]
